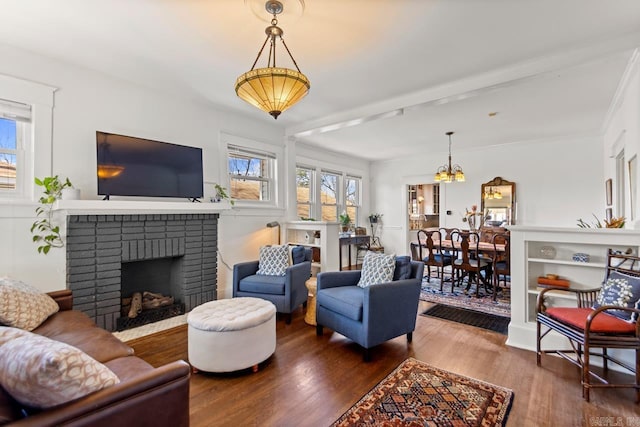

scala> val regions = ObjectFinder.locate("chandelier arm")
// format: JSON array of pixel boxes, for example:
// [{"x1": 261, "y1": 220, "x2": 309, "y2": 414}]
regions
[
  {"x1": 280, "y1": 37, "x2": 303, "y2": 73},
  {"x1": 250, "y1": 34, "x2": 272, "y2": 71}
]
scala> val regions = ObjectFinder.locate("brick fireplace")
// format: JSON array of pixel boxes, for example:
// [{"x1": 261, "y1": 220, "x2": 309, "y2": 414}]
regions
[{"x1": 65, "y1": 213, "x2": 218, "y2": 331}]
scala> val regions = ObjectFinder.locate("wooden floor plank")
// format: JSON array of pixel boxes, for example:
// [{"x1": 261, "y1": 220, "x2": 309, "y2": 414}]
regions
[{"x1": 127, "y1": 301, "x2": 639, "y2": 426}]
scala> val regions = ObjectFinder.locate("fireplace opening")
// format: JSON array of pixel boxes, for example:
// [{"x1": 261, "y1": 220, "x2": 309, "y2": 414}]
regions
[{"x1": 118, "y1": 257, "x2": 185, "y2": 331}]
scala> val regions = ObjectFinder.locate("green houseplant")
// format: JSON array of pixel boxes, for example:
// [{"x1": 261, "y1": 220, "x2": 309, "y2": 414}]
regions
[
  {"x1": 31, "y1": 176, "x2": 73, "y2": 254},
  {"x1": 213, "y1": 183, "x2": 235, "y2": 206},
  {"x1": 339, "y1": 211, "x2": 351, "y2": 232},
  {"x1": 368, "y1": 213, "x2": 383, "y2": 224}
]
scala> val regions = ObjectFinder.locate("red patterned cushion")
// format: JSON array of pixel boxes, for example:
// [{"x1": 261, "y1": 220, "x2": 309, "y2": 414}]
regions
[{"x1": 546, "y1": 307, "x2": 636, "y2": 334}]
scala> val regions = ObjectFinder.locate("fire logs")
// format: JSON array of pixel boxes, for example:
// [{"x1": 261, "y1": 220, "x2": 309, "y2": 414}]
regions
[{"x1": 122, "y1": 291, "x2": 174, "y2": 318}]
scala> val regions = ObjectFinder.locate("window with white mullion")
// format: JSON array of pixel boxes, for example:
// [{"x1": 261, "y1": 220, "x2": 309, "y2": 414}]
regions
[
  {"x1": 320, "y1": 170, "x2": 340, "y2": 222},
  {"x1": 296, "y1": 165, "x2": 315, "y2": 220},
  {"x1": 0, "y1": 112, "x2": 29, "y2": 194},
  {"x1": 345, "y1": 175, "x2": 361, "y2": 225},
  {"x1": 227, "y1": 143, "x2": 276, "y2": 203}
]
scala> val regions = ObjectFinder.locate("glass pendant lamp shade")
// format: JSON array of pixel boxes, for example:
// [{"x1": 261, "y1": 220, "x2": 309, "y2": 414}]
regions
[
  {"x1": 235, "y1": 0, "x2": 310, "y2": 119},
  {"x1": 434, "y1": 131, "x2": 465, "y2": 183},
  {"x1": 235, "y1": 67, "x2": 310, "y2": 119}
]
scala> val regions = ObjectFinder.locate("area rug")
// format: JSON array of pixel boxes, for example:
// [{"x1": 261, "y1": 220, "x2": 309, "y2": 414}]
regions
[
  {"x1": 420, "y1": 274, "x2": 510, "y2": 318},
  {"x1": 331, "y1": 357, "x2": 513, "y2": 427},
  {"x1": 422, "y1": 304, "x2": 510, "y2": 335}
]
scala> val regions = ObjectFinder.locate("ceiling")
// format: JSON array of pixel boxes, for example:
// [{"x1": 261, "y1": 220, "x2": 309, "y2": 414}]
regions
[{"x1": 1, "y1": 0, "x2": 639, "y2": 161}]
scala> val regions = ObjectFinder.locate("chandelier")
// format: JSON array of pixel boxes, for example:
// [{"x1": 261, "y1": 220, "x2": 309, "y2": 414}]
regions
[
  {"x1": 235, "y1": 0, "x2": 310, "y2": 119},
  {"x1": 483, "y1": 186, "x2": 503, "y2": 200},
  {"x1": 434, "y1": 131, "x2": 465, "y2": 183}
]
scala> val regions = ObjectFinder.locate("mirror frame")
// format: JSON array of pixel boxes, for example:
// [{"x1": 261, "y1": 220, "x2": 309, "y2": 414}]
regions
[{"x1": 481, "y1": 176, "x2": 516, "y2": 225}]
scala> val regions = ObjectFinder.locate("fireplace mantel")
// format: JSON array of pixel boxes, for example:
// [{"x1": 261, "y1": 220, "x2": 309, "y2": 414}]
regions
[{"x1": 53, "y1": 199, "x2": 231, "y2": 215}]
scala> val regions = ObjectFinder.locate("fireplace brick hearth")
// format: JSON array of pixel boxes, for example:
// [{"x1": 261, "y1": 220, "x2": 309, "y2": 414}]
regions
[{"x1": 66, "y1": 213, "x2": 218, "y2": 331}]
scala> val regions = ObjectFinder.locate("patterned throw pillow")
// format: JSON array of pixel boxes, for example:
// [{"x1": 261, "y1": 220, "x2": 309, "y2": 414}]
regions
[
  {"x1": 357, "y1": 251, "x2": 396, "y2": 288},
  {"x1": 0, "y1": 327, "x2": 120, "y2": 409},
  {"x1": 256, "y1": 245, "x2": 289, "y2": 276},
  {"x1": 0, "y1": 277, "x2": 59, "y2": 331},
  {"x1": 593, "y1": 270, "x2": 640, "y2": 322}
]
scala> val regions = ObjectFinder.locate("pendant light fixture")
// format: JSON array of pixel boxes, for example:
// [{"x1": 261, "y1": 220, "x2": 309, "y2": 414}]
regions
[
  {"x1": 434, "y1": 131, "x2": 465, "y2": 183},
  {"x1": 235, "y1": 0, "x2": 310, "y2": 119}
]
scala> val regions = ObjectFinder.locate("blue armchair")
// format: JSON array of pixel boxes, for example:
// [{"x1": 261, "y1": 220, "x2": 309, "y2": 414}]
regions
[
  {"x1": 233, "y1": 247, "x2": 312, "y2": 324},
  {"x1": 315, "y1": 258, "x2": 424, "y2": 361}
]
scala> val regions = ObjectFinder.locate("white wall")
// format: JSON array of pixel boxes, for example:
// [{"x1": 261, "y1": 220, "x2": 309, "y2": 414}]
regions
[
  {"x1": 371, "y1": 135, "x2": 604, "y2": 257},
  {"x1": 603, "y1": 50, "x2": 640, "y2": 227}
]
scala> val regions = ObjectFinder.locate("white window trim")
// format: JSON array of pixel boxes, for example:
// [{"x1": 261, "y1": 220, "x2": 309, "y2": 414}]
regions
[
  {"x1": 0, "y1": 74, "x2": 56, "y2": 202},
  {"x1": 219, "y1": 132, "x2": 284, "y2": 209}
]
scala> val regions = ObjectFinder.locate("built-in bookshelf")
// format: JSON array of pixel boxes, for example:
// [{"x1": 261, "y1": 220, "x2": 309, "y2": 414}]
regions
[{"x1": 284, "y1": 221, "x2": 340, "y2": 276}]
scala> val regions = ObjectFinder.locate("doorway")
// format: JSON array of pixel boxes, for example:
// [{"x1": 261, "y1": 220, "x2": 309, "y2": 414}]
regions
[{"x1": 407, "y1": 183, "x2": 440, "y2": 232}]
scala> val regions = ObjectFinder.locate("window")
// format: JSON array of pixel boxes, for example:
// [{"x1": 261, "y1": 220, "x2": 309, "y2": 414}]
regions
[
  {"x1": 0, "y1": 100, "x2": 31, "y2": 196},
  {"x1": 227, "y1": 144, "x2": 275, "y2": 203},
  {"x1": 345, "y1": 175, "x2": 361, "y2": 223},
  {"x1": 320, "y1": 170, "x2": 340, "y2": 221},
  {"x1": 296, "y1": 165, "x2": 314, "y2": 219}
]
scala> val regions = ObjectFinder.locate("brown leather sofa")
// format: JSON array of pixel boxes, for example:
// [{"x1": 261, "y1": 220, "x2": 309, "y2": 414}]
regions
[{"x1": 0, "y1": 290, "x2": 190, "y2": 426}]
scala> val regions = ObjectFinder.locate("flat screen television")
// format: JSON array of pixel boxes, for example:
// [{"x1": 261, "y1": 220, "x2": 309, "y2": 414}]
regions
[{"x1": 96, "y1": 131, "x2": 203, "y2": 199}]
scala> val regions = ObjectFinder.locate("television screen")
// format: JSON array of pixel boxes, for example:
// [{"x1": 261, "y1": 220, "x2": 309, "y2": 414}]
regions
[{"x1": 97, "y1": 131, "x2": 203, "y2": 199}]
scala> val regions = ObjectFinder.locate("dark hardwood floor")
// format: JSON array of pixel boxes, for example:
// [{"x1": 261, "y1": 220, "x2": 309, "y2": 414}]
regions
[{"x1": 127, "y1": 301, "x2": 639, "y2": 426}]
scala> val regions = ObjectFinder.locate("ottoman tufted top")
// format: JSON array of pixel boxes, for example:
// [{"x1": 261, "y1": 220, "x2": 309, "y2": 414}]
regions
[{"x1": 187, "y1": 297, "x2": 276, "y2": 332}]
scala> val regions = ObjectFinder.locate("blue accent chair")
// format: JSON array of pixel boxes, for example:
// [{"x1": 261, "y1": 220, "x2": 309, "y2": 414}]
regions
[
  {"x1": 233, "y1": 247, "x2": 312, "y2": 324},
  {"x1": 315, "y1": 258, "x2": 424, "y2": 361}
]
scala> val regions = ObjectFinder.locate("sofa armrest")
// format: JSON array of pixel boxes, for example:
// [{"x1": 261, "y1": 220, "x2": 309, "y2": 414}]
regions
[
  {"x1": 12, "y1": 360, "x2": 191, "y2": 427},
  {"x1": 317, "y1": 270, "x2": 362, "y2": 290},
  {"x1": 47, "y1": 290, "x2": 73, "y2": 311}
]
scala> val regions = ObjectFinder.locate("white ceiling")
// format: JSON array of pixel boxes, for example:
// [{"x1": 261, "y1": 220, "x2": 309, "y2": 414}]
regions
[{"x1": 1, "y1": 0, "x2": 639, "y2": 160}]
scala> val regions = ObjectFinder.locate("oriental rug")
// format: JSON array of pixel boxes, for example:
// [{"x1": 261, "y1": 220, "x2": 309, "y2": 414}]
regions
[
  {"x1": 422, "y1": 304, "x2": 510, "y2": 335},
  {"x1": 420, "y1": 274, "x2": 510, "y2": 318},
  {"x1": 331, "y1": 358, "x2": 514, "y2": 427}
]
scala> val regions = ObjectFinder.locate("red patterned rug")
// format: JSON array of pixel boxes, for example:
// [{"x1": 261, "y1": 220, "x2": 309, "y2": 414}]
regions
[{"x1": 331, "y1": 358, "x2": 513, "y2": 427}]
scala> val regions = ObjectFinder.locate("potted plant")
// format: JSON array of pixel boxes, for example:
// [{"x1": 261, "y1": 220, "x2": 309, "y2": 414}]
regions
[
  {"x1": 212, "y1": 183, "x2": 235, "y2": 206},
  {"x1": 368, "y1": 213, "x2": 383, "y2": 224},
  {"x1": 31, "y1": 176, "x2": 73, "y2": 254},
  {"x1": 339, "y1": 211, "x2": 351, "y2": 232}
]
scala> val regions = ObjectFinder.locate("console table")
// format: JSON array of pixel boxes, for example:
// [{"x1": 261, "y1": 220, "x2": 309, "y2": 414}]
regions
[{"x1": 339, "y1": 235, "x2": 370, "y2": 270}]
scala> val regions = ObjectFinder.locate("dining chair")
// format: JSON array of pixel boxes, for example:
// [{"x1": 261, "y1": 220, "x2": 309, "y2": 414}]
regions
[
  {"x1": 416, "y1": 229, "x2": 453, "y2": 290},
  {"x1": 451, "y1": 231, "x2": 492, "y2": 297},
  {"x1": 491, "y1": 233, "x2": 510, "y2": 301}
]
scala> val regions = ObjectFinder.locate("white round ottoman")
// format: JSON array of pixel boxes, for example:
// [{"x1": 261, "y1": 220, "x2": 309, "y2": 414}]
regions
[{"x1": 187, "y1": 297, "x2": 276, "y2": 373}]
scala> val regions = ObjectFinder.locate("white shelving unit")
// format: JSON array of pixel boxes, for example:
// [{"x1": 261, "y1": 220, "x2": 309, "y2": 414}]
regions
[
  {"x1": 283, "y1": 221, "x2": 340, "y2": 276},
  {"x1": 508, "y1": 225, "x2": 640, "y2": 361}
]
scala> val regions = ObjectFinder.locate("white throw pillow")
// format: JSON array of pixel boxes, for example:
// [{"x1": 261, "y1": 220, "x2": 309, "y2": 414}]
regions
[
  {"x1": 256, "y1": 245, "x2": 289, "y2": 276},
  {"x1": 357, "y1": 252, "x2": 396, "y2": 288},
  {"x1": 0, "y1": 327, "x2": 120, "y2": 409},
  {"x1": 0, "y1": 277, "x2": 59, "y2": 331}
]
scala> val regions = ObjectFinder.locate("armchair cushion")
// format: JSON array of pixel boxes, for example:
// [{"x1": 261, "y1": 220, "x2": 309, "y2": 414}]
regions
[
  {"x1": 0, "y1": 277, "x2": 59, "y2": 331},
  {"x1": 546, "y1": 307, "x2": 636, "y2": 334},
  {"x1": 316, "y1": 286, "x2": 364, "y2": 321},
  {"x1": 256, "y1": 245, "x2": 289, "y2": 276},
  {"x1": 593, "y1": 270, "x2": 640, "y2": 322},
  {"x1": 393, "y1": 256, "x2": 413, "y2": 281},
  {"x1": 238, "y1": 274, "x2": 286, "y2": 295},
  {"x1": 357, "y1": 251, "x2": 396, "y2": 288}
]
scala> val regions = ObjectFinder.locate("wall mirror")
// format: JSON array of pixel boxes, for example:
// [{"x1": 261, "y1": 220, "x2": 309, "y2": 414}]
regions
[{"x1": 481, "y1": 177, "x2": 516, "y2": 226}]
